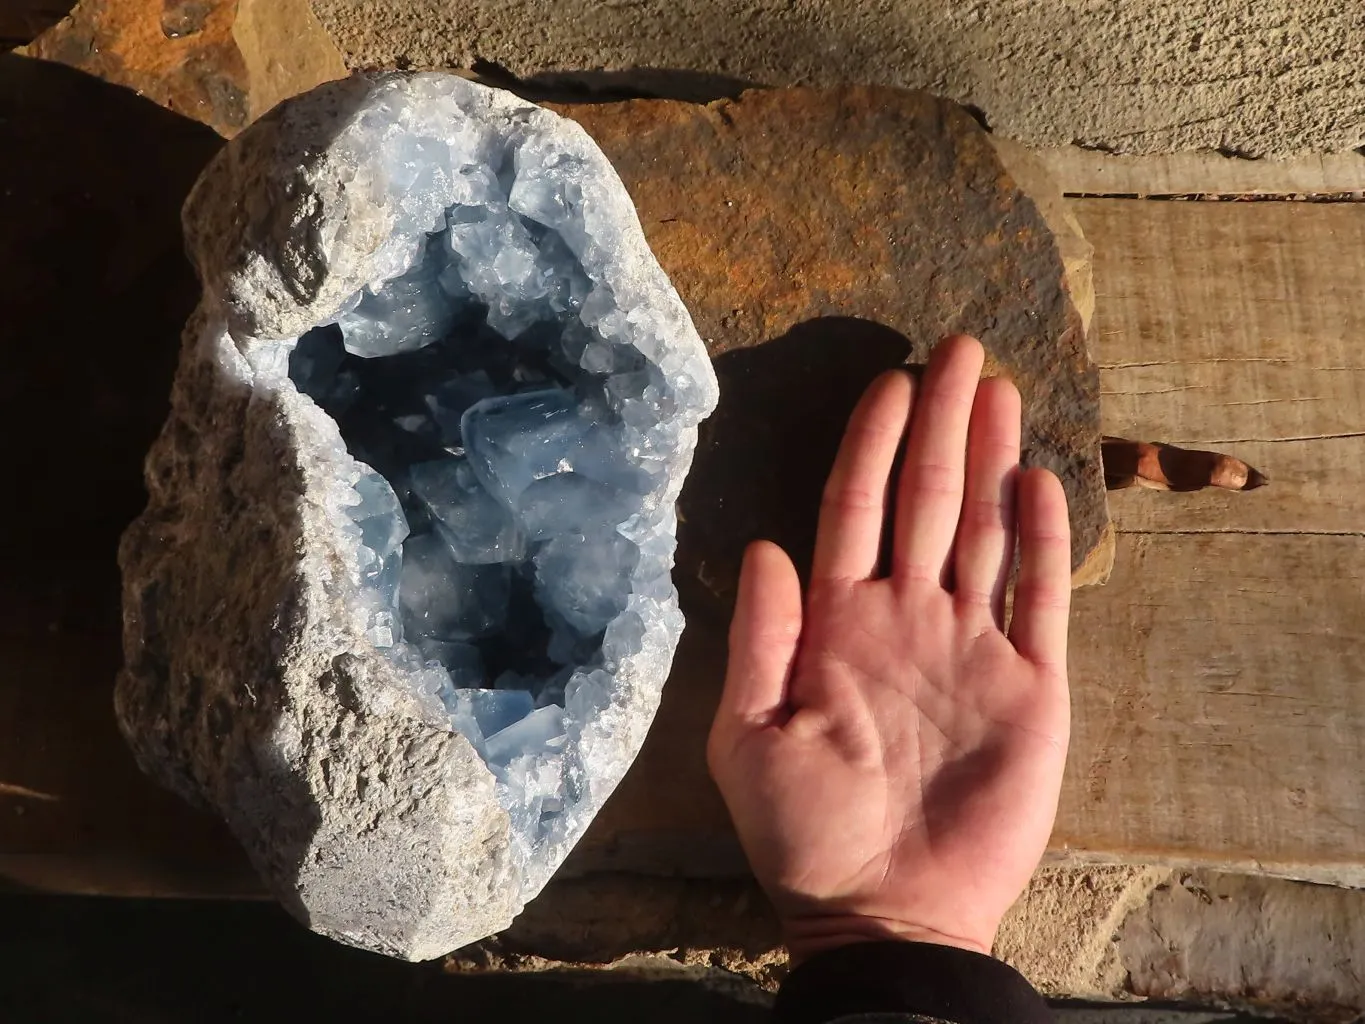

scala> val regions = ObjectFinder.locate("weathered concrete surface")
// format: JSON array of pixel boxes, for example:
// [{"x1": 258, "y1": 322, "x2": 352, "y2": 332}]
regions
[
  {"x1": 996, "y1": 865, "x2": 1172, "y2": 999},
  {"x1": 310, "y1": 0, "x2": 1365, "y2": 157},
  {"x1": 1119, "y1": 873, "x2": 1365, "y2": 1021}
]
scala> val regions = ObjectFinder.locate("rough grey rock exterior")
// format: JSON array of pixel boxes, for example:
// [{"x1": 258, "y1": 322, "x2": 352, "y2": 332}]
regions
[
  {"x1": 116, "y1": 72, "x2": 714, "y2": 959},
  {"x1": 117, "y1": 310, "x2": 519, "y2": 959}
]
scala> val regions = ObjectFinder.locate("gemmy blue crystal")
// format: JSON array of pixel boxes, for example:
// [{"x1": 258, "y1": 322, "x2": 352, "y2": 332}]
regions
[
  {"x1": 517, "y1": 473, "x2": 641, "y2": 542},
  {"x1": 352, "y1": 470, "x2": 410, "y2": 559},
  {"x1": 416, "y1": 638, "x2": 485, "y2": 686},
  {"x1": 482, "y1": 705, "x2": 566, "y2": 773},
  {"x1": 447, "y1": 687, "x2": 537, "y2": 748},
  {"x1": 286, "y1": 201, "x2": 654, "y2": 740},
  {"x1": 398, "y1": 531, "x2": 511, "y2": 641},
  {"x1": 338, "y1": 237, "x2": 464, "y2": 358},
  {"x1": 408, "y1": 458, "x2": 525, "y2": 564},
  {"x1": 534, "y1": 531, "x2": 639, "y2": 637}
]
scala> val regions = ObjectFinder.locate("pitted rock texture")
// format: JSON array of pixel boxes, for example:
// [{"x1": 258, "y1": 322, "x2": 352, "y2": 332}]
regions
[
  {"x1": 116, "y1": 72, "x2": 715, "y2": 960},
  {"x1": 553, "y1": 87, "x2": 1109, "y2": 613}
]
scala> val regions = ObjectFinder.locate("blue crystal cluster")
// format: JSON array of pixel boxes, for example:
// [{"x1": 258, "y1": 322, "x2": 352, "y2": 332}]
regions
[{"x1": 286, "y1": 151, "x2": 693, "y2": 842}]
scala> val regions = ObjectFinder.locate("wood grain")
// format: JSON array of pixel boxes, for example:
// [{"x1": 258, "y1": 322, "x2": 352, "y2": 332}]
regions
[
  {"x1": 1077, "y1": 200, "x2": 1365, "y2": 539},
  {"x1": 1035, "y1": 147, "x2": 1365, "y2": 197},
  {"x1": 1055, "y1": 199, "x2": 1365, "y2": 884},
  {"x1": 1062, "y1": 533, "x2": 1365, "y2": 885}
]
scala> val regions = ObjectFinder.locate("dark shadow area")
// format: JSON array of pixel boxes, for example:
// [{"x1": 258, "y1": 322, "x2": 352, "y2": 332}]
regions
[
  {"x1": 472, "y1": 61, "x2": 759, "y2": 105},
  {"x1": 0, "y1": 51, "x2": 221, "y2": 642},
  {"x1": 0, "y1": 0, "x2": 73, "y2": 50},
  {"x1": 0, "y1": 53, "x2": 250, "y2": 877},
  {"x1": 0, "y1": 895, "x2": 1296, "y2": 1024},
  {"x1": 0, "y1": 894, "x2": 772, "y2": 1024},
  {"x1": 677, "y1": 317, "x2": 913, "y2": 618}
]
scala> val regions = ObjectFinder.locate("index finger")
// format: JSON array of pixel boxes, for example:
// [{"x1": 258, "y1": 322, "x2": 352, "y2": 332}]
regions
[{"x1": 810, "y1": 370, "x2": 914, "y2": 583}]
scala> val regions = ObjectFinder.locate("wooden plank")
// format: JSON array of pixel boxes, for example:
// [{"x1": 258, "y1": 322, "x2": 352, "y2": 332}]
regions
[
  {"x1": 1074, "y1": 200, "x2": 1365, "y2": 537},
  {"x1": 1034, "y1": 146, "x2": 1365, "y2": 197},
  {"x1": 1060, "y1": 533, "x2": 1365, "y2": 886},
  {"x1": 1079, "y1": 201, "x2": 1365, "y2": 443},
  {"x1": 1049, "y1": 198, "x2": 1365, "y2": 885}
]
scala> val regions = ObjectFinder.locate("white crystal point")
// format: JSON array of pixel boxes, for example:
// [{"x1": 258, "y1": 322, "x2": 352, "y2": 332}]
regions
[{"x1": 118, "y1": 72, "x2": 717, "y2": 961}]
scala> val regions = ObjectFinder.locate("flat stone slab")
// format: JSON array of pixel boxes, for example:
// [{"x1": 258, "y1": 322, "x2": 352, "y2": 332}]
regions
[
  {"x1": 555, "y1": 87, "x2": 1110, "y2": 600},
  {"x1": 551, "y1": 87, "x2": 1109, "y2": 876}
]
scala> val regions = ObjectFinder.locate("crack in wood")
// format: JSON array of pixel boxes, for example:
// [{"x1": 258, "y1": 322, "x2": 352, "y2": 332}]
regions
[
  {"x1": 1102, "y1": 359, "x2": 1365, "y2": 370},
  {"x1": 1065, "y1": 191, "x2": 1365, "y2": 202},
  {"x1": 1117, "y1": 528, "x2": 1365, "y2": 538},
  {"x1": 1182, "y1": 431, "x2": 1365, "y2": 444}
]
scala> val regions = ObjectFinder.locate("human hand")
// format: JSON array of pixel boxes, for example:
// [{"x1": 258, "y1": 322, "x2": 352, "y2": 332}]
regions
[{"x1": 707, "y1": 335, "x2": 1072, "y2": 963}]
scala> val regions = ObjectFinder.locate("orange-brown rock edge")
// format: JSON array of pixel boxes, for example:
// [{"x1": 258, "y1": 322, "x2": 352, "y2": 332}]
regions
[{"x1": 552, "y1": 87, "x2": 1110, "y2": 596}]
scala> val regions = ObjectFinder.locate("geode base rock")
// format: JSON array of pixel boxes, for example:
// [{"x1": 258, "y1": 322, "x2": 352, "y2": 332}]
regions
[{"x1": 116, "y1": 72, "x2": 717, "y2": 959}]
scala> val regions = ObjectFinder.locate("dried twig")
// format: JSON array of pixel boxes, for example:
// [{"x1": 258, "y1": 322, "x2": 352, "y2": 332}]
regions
[{"x1": 1102, "y1": 437, "x2": 1267, "y2": 492}]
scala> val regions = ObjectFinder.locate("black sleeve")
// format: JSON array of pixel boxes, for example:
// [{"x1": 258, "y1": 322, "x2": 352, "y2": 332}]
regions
[{"x1": 772, "y1": 941, "x2": 1053, "y2": 1024}]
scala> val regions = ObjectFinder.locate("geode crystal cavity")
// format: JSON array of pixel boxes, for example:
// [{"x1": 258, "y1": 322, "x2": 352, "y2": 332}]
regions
[{"x1": 116, "y1": 73, "x2": 718, "y2": 959}]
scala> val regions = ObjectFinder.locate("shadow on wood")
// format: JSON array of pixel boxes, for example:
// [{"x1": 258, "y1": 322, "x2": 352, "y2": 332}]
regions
[
  {"x1": 0, "y1": 0, "x2": 73, "y2": 50},
  {"x1": 0, "y1": 53, "x2": 251, "y2": 889}
]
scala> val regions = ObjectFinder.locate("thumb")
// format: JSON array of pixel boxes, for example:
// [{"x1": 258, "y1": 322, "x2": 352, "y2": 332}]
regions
[{"x1": 716, "y1": 540, "x2": 803, "y2": 733}]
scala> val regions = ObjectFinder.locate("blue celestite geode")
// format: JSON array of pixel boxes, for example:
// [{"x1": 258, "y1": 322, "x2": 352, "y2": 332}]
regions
[
  {"x1": 114, "y1": 73, "x2": 717, "y2": 959},
  {"x1": 284, "y1": 115, "x2": 707, "y2": 857}
]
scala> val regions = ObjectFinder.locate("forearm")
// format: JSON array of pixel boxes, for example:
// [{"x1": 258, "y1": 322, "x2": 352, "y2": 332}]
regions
[{"x1": 773, "y1": 940, "x2": 1052, "y2": 1024}]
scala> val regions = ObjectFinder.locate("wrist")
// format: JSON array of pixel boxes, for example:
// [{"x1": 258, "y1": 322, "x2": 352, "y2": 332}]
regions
[{"x1": 782, "y1": 913, "x2": 995, "y2": 965}]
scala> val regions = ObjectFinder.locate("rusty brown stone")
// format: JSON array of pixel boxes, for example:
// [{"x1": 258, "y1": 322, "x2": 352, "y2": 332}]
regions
[
  {"x1": 27, "y1": 0, "x2": 249, "y2": 135},
  {"x1": 545, "y1": 88, "x2": 1109, "y2": 882},
  {"x1": 553, "y1": 88, "x2": 1109, "y2": 609},
  {"x1": 159, "y1": 0, "x2": 211, "y2": 39}
]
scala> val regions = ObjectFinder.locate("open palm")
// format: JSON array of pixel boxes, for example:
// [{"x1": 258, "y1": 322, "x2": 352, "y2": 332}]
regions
[{"x1": 707, "y1": 336, "x2": 1072, "y2": 961}]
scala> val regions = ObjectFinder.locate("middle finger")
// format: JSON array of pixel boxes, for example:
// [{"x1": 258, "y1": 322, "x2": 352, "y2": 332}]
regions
[{"x1": 892, "y1": 334, "x2": 985, "y2": 587}]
